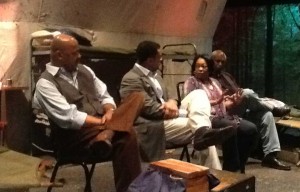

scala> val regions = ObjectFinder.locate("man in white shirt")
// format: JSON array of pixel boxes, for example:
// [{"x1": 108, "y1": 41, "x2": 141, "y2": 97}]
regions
[{"x1": 33, "y1": 34, "x2": 145, "y2": 192}]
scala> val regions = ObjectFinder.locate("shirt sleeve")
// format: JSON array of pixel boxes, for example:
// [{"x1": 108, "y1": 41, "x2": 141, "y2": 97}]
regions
[
  {"x1": 34, "y1": 78, "x2": 87, "y2": 129},
  {"x1": 83, "y1": 65, "x2": 116, "y2": 108}
]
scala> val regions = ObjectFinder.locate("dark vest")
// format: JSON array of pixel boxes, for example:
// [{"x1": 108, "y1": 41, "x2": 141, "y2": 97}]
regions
[{"x1": 40, "y1": 64, "x2": 103, "y2": 116}]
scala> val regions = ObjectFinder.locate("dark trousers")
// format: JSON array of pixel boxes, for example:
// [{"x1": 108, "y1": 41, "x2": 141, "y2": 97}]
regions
[
  {"x1": 54, "y1": 92, "x2": 145, "y2": 192},
  {"x1": 211, "y1": 116, "x2": 257, "y2": 173}
]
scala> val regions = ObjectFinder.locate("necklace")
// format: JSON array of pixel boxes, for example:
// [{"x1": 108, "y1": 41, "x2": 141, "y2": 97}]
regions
[{"x1": 205, "y1": 81, "x2": 214, "y2": 90}]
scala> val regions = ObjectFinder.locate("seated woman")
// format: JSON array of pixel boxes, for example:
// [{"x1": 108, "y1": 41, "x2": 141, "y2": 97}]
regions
[{"x1": 183, "y1": 54, "x2": 258, "y2": 173}]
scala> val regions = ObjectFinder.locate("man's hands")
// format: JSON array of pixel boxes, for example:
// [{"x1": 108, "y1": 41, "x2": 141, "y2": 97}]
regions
[
  {"x1": 100, "y1": 103, "x2": 116, "y2": 124},
  {"x1": 160, "y1": 99, "x2": 179, "y2": 119},
  {"x1": 83, "y1": 107, "x2": 115, "y2": 129},
  {"x1": 100, "y1": 109, "x2": 114, "y2": 124}
]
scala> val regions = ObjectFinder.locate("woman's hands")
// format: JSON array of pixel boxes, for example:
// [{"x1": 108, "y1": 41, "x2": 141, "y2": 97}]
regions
[{"x1": 224, "y1": 88, "x2": 243, "y2": 109}]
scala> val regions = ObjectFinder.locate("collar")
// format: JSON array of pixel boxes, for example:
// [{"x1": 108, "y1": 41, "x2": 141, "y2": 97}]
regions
[
  {"x1": 135, "y1": 63, "x2": 157, "y2": 77},
  {"x1": 46, "y1": 63, "x2": 77, "y2": 77},
  {"x1": 46, "y1": 63, "x2": 60, "y2": 76}
]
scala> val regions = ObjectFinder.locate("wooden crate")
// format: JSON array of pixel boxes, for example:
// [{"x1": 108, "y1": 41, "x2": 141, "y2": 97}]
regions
[
  {"x1": 210, "y1": 169, "x2": 255, "y2": 192},
  {"x1": 150, "y1": 158, "x2": 209, "y2": 192}
]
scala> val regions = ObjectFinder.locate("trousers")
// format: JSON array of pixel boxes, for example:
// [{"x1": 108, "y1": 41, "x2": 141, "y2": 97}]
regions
[
  {"x1": 163, "y1": 89, "x2": 211, "y2": 146},
  {"x1": 54, "y1": 92, "x2": 144, "y2": 192},
  {"x1": 211, "y1": 116, "x2": 257, "y2": 172},
  {"x1": 227, "y1": 89, "x2": 281, "y2": 156}
]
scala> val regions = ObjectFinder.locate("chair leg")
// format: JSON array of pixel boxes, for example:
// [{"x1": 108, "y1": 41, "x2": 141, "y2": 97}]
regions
[
  {"x1": 85, "y1": 163, "x2": 96, "y2": 192},
  {"x1": 81, "y1": 163, "x2": 95, "y2": 192},
  {"x1": 180, "y1": 146, "x2": 190, "y2": 162},
  {"x1": 185, "y1": 147, "x2": 191, "y2": 162},
  {"x1": 47, "y1": 163, "x2": 60, "y2": 192},
  {"x1": 0, "y1": 129, "x2": 3, "y2": 146},
  {"x1": 191, "y1": 149, "x2": 196, "y2": 158}
]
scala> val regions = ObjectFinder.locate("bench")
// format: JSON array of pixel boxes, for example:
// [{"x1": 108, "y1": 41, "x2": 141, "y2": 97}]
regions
[
  {"x1": 0, "y1": 147, "x2": 52, "y2": 191},
  {"x1": 276, "y1": 117, "x2": 300, "y2": 130},
  {"x1": 275, "y1": 117, "x2": 300, "y2": 165}
]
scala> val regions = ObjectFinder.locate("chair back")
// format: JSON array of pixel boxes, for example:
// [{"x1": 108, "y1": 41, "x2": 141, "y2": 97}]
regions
[{"x1": 176, "y1": 81, "x2": 185, "y2": 102}]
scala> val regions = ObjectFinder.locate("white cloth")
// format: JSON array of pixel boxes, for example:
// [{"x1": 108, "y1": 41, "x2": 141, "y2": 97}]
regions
[{"x1": 163, "y1": 89, "x2": 211, "y2": 144}]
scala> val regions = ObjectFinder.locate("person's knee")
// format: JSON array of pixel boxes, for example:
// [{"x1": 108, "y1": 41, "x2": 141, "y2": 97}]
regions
[{"x1": 239, "y1": 123, "x2": 257, "y2": 136}]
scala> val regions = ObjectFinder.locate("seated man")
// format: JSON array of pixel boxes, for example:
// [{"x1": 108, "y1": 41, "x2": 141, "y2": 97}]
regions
[
  {"x1": 184, "y1": 54, "x2": 258, "y2": 173},
  {"x1": 119, "y1": 40, "x2": 234, "y2": 162},
  {"x1": 211, "y1": 50, "x2": 290, "y2": 117},
  {"x1": 210, "y1": 50, "x2": 291, "y2": 171},
  {"x1": 33, "y1": 34, "x2": 144, "y2": 192}
]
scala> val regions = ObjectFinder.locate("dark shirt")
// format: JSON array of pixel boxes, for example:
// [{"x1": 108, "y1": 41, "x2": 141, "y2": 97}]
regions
[{"x1": 212, "y1": 71, "x2": 240, "y2": 95}]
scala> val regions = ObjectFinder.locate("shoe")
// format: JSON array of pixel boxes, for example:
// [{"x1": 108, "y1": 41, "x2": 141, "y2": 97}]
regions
[
  {"x1": 261, "y1": 155, "x2": 291, "y2": 171},
  {"x1": 193, "y1": 126, "x2": 235, "y2": 151},
  {"x1": 91, "y1": 130, "x2": 114, "y2": 159},
  {"x1": 272, "y1": 106, "x2": 291, "y2": 117}
]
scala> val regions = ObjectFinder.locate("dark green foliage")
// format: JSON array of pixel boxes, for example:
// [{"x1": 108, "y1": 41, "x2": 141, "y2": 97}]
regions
[{"x1": 214, "y1": 4, "x2": 300, "y2": 106}]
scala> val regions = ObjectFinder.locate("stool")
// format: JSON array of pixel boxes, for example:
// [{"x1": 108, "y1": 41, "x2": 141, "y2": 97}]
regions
[{"x1": 150, "y1": 158, "x2": 209, "y2": 192}]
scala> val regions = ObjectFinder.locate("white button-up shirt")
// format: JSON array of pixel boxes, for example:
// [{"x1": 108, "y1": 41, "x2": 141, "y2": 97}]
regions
[{"x1": 33, "y1": 63, "x2": 116, "y2": 129}]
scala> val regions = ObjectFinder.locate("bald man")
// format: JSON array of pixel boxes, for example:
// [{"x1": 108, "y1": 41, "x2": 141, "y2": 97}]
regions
[{"x1": 33, "y1": 34, "x2": 144, "y2": 191}]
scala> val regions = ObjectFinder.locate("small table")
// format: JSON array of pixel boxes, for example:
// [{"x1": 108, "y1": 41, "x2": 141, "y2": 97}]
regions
[{"x1": 0, "y1": 86, "x2": 28, "y2": 145}]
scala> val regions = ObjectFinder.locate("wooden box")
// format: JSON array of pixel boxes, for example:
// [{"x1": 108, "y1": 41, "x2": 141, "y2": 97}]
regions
[
  {"x1": 150, "y1": 158, "x2": 209, "y2": 192},
  {"x1": 210, "y1": 169, "x2": 255, "y2": 192}
]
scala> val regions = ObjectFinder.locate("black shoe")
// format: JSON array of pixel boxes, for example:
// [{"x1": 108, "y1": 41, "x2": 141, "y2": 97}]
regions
[
  {"x1": 193, "y1": 126, "x2": 235, "y2": 151},
  {"x1": 272, "y1": 106, "x2": 291, "y2": 117},
  {"x1": 91, "y1": 130, "x2": 114, "y2": 159},
  {"x1": 91, "y1": 139, "x2": 113, "y2": 159},
  {"x1": 261, "y1": 155, "x2": 291, "y2": 171}
]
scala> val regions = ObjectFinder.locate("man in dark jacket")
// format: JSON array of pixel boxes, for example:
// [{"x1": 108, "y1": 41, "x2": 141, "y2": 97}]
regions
[{"x1": 210, "y1": 50, "x2": 290, "y2": 171}]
